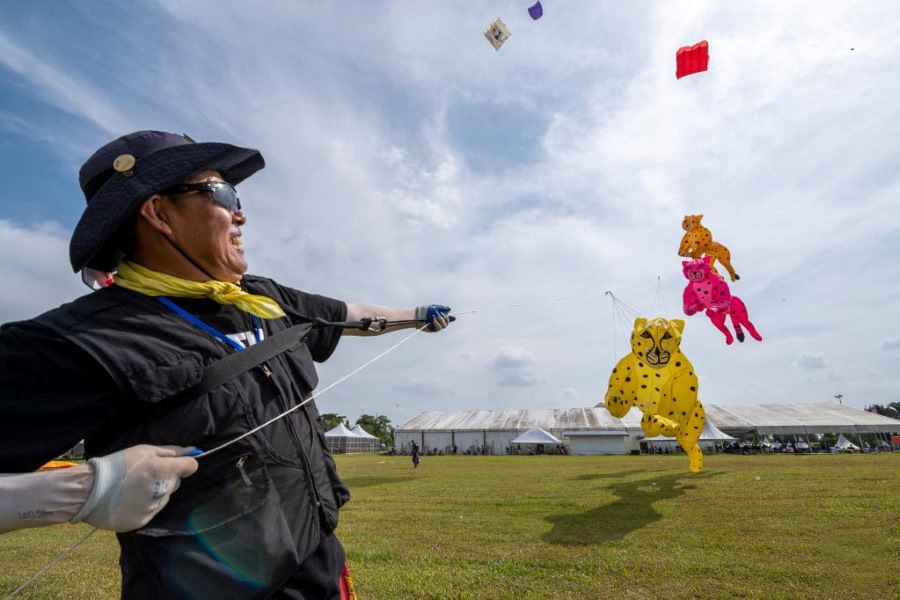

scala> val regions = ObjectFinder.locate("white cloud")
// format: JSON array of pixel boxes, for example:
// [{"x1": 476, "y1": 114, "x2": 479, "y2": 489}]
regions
[
  {"x1": 0, "y1": 29, "x2": 131, "y2": 136},
  {"x1": 492, "y1": 346, "x2": 545, "y2": 387},
  {"x1": 792, "y1": 352, "x2": 832, "y2": 372},
  {"x1": 0, "y1": 220, "x2": 86, "y2": 322}
]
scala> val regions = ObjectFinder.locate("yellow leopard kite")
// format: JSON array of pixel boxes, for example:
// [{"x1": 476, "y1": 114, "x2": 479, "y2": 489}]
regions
[
  {"x1": 604, "y1": 317, "x2": 706, "y2": 472},
  {"x1": 677, "y1": 214, "x2": 740, "y2": 282}
]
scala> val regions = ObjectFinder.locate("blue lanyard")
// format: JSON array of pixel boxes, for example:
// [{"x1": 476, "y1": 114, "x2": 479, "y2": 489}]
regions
[{"x1": 156, "y1": 297, "x2": 263, "y2": 351}]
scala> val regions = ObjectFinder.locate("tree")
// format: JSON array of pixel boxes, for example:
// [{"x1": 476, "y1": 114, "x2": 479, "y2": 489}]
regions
[
  {"x1": 355, "y1": 414, "x2": 393, "y2": 446},
  {"x1": 866, "y1": 404, "x2": 899, "y2": 418},
  {"x1": 320, "y1": 413, "x2": 348, "y2": 432},
  {"x1": 818, "y1": 433, "x2": 838, "y2": 448}
]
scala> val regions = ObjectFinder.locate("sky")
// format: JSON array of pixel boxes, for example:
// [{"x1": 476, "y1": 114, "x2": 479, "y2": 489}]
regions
[{"x1": 1, "y1": 1, "x2": 899, "y2": 428}]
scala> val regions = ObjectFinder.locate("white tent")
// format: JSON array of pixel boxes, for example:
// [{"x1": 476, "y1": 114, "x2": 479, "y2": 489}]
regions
[
  {"x1": 325, "y1": 423, "x2": 355, "y2": 437},
  {"x1": 351, "y1": 424, "x2": 378, "y2": 439},
  {"x1": 835, "y1": 434, "x2": 860, "y2": 451},
  {"x1": 510, "y1": 426, "x2": 563, "y2": 455},
  {"x1": 511, "y1": 426, "x2": 561, "y2": 445},
  {"x1": 642, "y1": 420, "x2": 737, "y2": 452},
  {"x1": 324, "y1": 423, "x2": 376, "y2": 454},
  {"x1": 643, "y1": 420, "x2": 737, "y2": 443},
  {"x1": 699, "y1": 420, "x2": 737, "y2": 442},
  {"x1": 350, "y1": 424, "x2": 380, "y2": 452}
]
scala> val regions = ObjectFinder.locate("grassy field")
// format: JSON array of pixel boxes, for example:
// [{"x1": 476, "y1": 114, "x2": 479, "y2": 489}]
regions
[{"x1": 1, "y1": 453, "x2": 897, "y2": 599}]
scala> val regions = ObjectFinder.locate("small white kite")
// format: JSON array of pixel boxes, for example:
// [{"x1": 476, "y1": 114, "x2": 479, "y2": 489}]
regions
[{"x1": 484, "y1": 17, "x2": 511, "y2": 51}]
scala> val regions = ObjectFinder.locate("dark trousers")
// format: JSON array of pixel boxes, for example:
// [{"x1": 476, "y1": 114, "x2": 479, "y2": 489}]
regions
[{"x1": 273, "y1": 531, "x2": 346, "y2": 599}]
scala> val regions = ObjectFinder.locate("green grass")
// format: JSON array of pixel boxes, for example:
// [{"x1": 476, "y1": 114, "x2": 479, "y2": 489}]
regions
[{"x1": 2, "y1": 453, "x2": 898, "y2": 599}]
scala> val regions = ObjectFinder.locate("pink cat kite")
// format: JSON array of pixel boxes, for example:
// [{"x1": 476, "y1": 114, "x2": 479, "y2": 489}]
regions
[{"x1": 682, "y1": 256, "x2": 762, "y2": 345}]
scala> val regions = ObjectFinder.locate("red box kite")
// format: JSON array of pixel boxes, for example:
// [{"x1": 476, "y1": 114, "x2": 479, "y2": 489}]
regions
[{"x1": 676, "y1": 40, "x2": 709, "y2": 79}]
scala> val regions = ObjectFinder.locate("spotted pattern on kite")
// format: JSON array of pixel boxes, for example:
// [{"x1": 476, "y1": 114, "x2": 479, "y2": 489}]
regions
[
  {"x1": 605, "y1": 317, "x2": 705, "y2": 472},
  {"x1": 682, "y1": 257, "x2": 763, "y2": 345},
  {"x1": 677, "y1": 214, "x2": 739, "y2": 282}
]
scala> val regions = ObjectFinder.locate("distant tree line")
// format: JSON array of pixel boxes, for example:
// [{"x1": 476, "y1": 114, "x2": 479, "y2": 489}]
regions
[{"x1": 864, "y1": 402, "x2": 900, "y2": 419}]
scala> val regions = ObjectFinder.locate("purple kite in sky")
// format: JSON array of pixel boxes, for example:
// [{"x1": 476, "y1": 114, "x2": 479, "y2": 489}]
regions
[{"x1": 528, "y1": 1, "x2": 543, "y2": 20}]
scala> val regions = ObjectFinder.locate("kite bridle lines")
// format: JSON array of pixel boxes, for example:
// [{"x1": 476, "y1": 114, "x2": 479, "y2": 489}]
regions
[{"x1": 605, "y1": 277, "x2": 674, "y2": 361}]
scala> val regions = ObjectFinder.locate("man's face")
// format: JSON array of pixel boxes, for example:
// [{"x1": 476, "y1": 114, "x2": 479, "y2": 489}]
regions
[{"x1": 163, "y1": 170, "x2": 247, "y2": 282}]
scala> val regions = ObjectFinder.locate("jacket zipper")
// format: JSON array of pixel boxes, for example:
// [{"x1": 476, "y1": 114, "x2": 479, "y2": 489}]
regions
[{"x1": 236, "y1": 455, "x2": 253, "y2": 486}]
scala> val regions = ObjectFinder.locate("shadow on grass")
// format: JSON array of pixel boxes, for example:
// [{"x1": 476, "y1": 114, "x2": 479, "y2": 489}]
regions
[
  {"x1": 341, "y1": 476, "x2": 413, "y2": 488},
  {"x1": 542, "y1": 469, "x2": 718, "y2": 545}
]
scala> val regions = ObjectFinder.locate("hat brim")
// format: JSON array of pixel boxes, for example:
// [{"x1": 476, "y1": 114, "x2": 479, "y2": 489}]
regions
[{"x1": 70, "y1": 141, "x2": 264, "y2": 272}]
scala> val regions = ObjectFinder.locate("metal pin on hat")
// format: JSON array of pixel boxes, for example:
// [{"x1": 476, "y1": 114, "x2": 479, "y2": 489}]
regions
[{"x1": 112, "y1": 154, "x2": 136, "y2": 177}]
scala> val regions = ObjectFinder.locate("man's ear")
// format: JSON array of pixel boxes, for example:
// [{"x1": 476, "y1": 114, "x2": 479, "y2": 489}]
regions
[{"x1": 137, "y1": 195, "x2": 175, "y2": 236}]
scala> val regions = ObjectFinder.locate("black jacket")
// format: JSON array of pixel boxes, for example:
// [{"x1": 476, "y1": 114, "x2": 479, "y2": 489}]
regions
[{"x1": 19, "y1": 277, "x2": 349, "y2": 599}]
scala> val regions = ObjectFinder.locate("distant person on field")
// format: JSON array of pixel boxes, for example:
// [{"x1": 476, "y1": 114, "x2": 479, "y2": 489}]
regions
[{"x1": 411, "y1": 442, "x2": 420, "y2": 468}]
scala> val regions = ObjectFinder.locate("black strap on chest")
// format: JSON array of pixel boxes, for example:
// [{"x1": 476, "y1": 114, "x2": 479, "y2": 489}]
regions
[
  {"x1": 160, "y1": 312, "x2": 454, "y2": 408},
  {"x1": 165, "y1": 322, "x2": 312, "y2": 405}
]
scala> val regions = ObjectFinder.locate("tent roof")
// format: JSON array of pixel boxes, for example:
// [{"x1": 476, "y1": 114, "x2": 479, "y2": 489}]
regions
[
  {"x1": 351, "y1": 424, "x2": 378, "y2": 439},
  {"x1": 835, "y1": 434, "x2": 860, "y2": 449},
  {"x1": 644, "y1": 420, "x2": 737, "y2": 442},
  {"x1": 699, "y1": 420, "x2": 737, "y2": 441},
  {"x1": 703, "y1": 403, "x2": 899, "y2": 434},
  {"x1": 396, "y1": 403, "x2": 899, "y2": 436},
  {"x1": 324, "y1": 423, "x2": 356, "y2": 437},
  {"x1": 398, "y1": 408, "x2": 643, "y2": 432},
  {"x1": 511, "y1": 426, "x2": 561, "y2": 445}
]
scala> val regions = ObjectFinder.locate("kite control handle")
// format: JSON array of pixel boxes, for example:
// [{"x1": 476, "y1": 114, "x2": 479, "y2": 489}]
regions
[{"x1": 313, "y1": 315, "x2": 456, "y2": 332}]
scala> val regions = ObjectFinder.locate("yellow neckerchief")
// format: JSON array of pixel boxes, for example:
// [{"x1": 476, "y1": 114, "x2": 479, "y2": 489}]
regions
[{"x1": 114, "y1": 260, "x2": 286, "y2": 319}]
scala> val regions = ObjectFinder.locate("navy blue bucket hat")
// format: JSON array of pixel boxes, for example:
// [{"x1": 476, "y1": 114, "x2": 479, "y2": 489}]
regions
[{"x1": 71, "y1": 130, "x2": 265, "y2": 272}]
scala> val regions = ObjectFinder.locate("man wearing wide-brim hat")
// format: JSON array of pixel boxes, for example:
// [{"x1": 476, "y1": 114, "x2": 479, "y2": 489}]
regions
[{"x1": 0, "y1": 130, "x2": 453, "y2": 599}]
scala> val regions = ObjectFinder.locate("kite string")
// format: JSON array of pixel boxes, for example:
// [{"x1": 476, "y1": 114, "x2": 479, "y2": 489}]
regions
[
  {"x1": 3, "y1": 528, "x2": 97, "y2": 600},
  {"x1": 197, "y1": 324, "x2": 429, "y2": 459},
  {"x1": 200, "y1": 287, "x2": 608, "y2": 458},
  {"x1": 452, "y1": 288, "x2": 602, "y2": 316},
  {"x1": 605, "y1": 290, "x2": 645, "y2": 356},
  {"x1": 653, "y1": 275, "x2": 671, "y2": 319}
]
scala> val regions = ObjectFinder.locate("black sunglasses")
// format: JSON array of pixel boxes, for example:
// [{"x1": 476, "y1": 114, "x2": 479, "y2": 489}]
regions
[{"x1": 161, "y1": 181, "x2": 241, "y2": 212}]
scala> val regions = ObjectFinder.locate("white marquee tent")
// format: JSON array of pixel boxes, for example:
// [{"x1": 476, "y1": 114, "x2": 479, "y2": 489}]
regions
[
  {"x1": 643, "y1": 419, "x2": 737, "y2": 452},
  {"x1": 324, "y1": 423, "x2": 355, "y2": 437},
  {"x1": 351, "y1": 424, "x2": 379, "y2": 439},
  {"x1": 835, "y1": 434, "x2": 860, "y2": 451},
  {"x1": 395, "y1": 403, "x2": 898, "y2": 456},
  {"x1": 395, "y1": 408, "x2": 644, "y2": 455},
  {"x1": 510, "y1": 427, "x2": 561, "y2": 445},
  {"x1": 324, "y1": 423, "x2": 377, "y2": 454},
  {"x1": 351, "y1": 424, "x2": 380, "y2": 452},
  {"x1": 509, "y1": 426, "x2": 563, "y2": 455}
]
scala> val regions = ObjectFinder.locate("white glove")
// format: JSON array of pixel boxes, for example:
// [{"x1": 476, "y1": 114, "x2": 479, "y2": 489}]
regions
[{"x1": 70, "y1": 445, "x2": 198, "y2": 532}]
